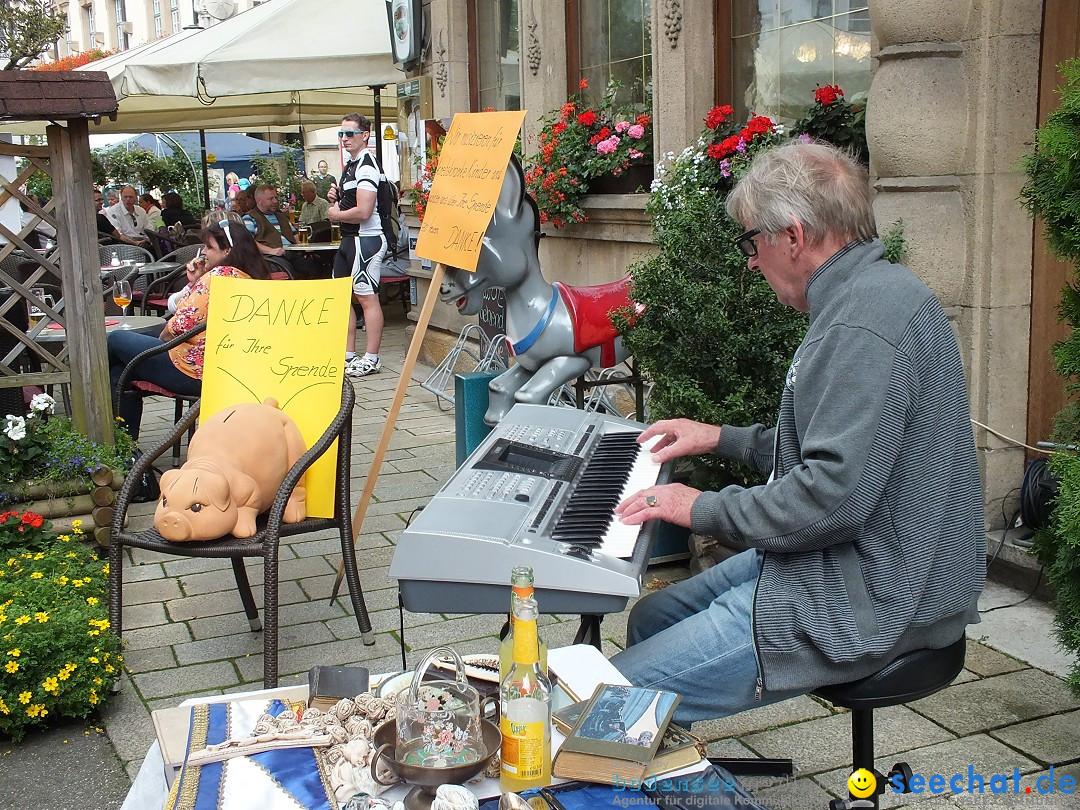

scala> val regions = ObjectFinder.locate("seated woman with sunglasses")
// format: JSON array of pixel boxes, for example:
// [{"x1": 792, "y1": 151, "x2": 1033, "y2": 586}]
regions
[{"x1": 107, "y1": 219, "x2": 271, "y2": 441}]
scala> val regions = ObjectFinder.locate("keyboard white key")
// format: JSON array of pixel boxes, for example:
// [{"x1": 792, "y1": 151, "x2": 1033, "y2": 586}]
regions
[{"x1": 598, "y1": 436, "x2": 663, "y2": 557}]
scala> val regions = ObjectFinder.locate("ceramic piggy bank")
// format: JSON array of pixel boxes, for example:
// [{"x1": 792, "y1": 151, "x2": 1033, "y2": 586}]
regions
[{"x1": 154, "y1": 399, "x2": 307, "y2": 541}]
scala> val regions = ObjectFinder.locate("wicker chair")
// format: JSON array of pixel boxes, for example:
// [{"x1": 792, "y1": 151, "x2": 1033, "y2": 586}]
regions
[
  {"x1": 266, "y1": 255, "x2": 295, "y2": 280},
  {"x1": 114, "y1": 322, "x2": 204, "y2": 465},
  {"x1": 137, "y1": 244, "x2": 204, "y2": 316},
  {"x1": 109, "y1": 380, "x2": 374, "y2": 689},
  {"x1": 98, "y1": 243, "x2": 154, "y2": 267}
]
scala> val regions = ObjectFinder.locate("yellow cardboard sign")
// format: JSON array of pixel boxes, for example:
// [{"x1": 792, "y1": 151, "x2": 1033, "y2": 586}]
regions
[
  {"x1": 415, "y1": 110, "x2": 527, "y2": 271},
  {"x1": 199, "y1": 276, "x2": 353, "y2": 518}
]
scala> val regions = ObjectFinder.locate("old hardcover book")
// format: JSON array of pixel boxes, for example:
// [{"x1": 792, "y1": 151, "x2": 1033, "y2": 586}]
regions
[
  {"x1": 554, "y1": 699, "x2": 703, "y2": 780},
  {"x1": 307, "y1": 665, "x2": 369, "y2": 710},
  {"x1": 552, "y1": 683, "x2": 682, "y2": 783}
]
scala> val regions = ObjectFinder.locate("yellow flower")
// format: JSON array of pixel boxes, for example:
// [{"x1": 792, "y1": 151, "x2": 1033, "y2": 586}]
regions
[
  {"x1": 102, "y1": 564, "x2": 109, "y2": 574},
  {"x1": 7, "y1": 648, "x2": 19, "y2": 657},
  {"x1": 42, "y1": 677, "x2": 59, "y2": 694},
  {"x1": 65, "y1": 552, "x2": 76, "y2": 559},
  {"x1": 93, "y1": 677, "x2": 102, "y2": 686},
  {"x1": 17, "y1": 692, "x2": 31, "y2": 704},
  {"x1": 5, "y1": 661, "x2": 18, "y2": 673},
  {"x1": 29, "y1": 572, "x2": 43, "y2": 580},
  {"x1": 14, "y1": 616, "x2": 29, "y2": 625},
  {"x1": 72, "y1": 519, "x2": 82, "y2": 530},
  {"x1": 56, "y1": 576, "x2": 68, "y2": 586},
  {"x1": 5, "y1": 558, "x2": 14, "y2": 566},
  {"x1": 104, "y1": 664, "x2": 115, "y2": 674},
  {"x1": 26, "y1": 704, "x2": 46, "y2": 718},
  {"x1": 88, "y1": 630, "x2": 100, "y2": 637},
  {"x1": 58, "y1": 534, "x2": 70, "y2": 542},
  {"x1": 34, "y1": 612, "x2": 48, "y2": 623},
  {"x1": 0, "y1": 698, "x2": 8, "y2": 715},
  {"x1": 88, "y1": 656, "x2": 99, "y2": 664},
  {"x1": 86, "y1": 597, "x2": 98, "y2": 606},
  {"x1": 89, "y1": 690, "x2": 99, "y2": 706}
]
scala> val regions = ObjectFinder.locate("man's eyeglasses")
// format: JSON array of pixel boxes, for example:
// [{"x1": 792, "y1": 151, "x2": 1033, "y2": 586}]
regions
[
  {"x1": 220, "y1": 220, "x2": 235, "y2": 247},
  {"x1": 735, "y1": 228, "x2": 761, "y2": 258},
  {"x1": 338, "y1": 129, "x2": 366, "y2": 139}
]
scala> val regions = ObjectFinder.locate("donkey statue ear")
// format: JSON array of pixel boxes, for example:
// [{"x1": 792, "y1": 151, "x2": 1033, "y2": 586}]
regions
[{"x1": 493, "y1": 152, "x2": 541, "y2": 239}]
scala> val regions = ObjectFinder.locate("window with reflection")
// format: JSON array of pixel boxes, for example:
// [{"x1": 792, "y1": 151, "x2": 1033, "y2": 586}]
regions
[
  {"x1": 569, "y1": 0, "x2": 652, "y2": 106},
  {"x1": 472, "y1": 0, "x2": 521, "y2": 111},
  {"x1": 729, "y1": 1, "x2": 871, "y2": 123}
]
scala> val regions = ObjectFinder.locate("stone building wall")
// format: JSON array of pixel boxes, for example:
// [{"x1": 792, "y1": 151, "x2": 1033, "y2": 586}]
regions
[
  {"x1": 868, "y1": 0, "x2": 1041, "y2": 524},
  {"x1": 407, "y1": 0, "x2": 1041, "y2": 528}
]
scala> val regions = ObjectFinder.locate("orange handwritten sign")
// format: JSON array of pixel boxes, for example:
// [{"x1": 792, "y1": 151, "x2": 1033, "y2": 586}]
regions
[{"x1": 415, "y1": 110, "x2": 527, "y2": 272}]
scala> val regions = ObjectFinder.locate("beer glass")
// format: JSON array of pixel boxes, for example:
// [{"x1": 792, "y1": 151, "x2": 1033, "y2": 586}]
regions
[
  {"x1": 331, "y1": 222, "x2": 341, "y2": 243},
  {"x1": 297, "y1": 225, "x2": 310, "y2": 245}
]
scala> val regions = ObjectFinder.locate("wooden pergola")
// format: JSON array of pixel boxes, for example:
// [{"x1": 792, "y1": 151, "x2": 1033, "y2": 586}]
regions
[{"x1": 0, "y1": 71, "x2": 118, "y2": 444}]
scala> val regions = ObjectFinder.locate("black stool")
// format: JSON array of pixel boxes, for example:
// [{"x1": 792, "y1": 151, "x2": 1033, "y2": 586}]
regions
[{"x1": 813, "y1": 636, "x2": 966, "y2": 810}]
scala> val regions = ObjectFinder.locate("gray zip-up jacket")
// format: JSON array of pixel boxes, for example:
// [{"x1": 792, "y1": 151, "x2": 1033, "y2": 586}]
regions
[{"x1": 690, "y1": 239, "x2": 984, "y2": 692}]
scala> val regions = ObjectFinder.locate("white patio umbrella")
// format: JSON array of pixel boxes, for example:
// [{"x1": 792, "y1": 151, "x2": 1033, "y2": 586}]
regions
[{"x1": 2, "y1": 0, "x2": 402, "y2": 135}]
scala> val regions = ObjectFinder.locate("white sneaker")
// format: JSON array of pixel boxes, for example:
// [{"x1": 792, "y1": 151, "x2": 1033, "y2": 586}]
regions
[{"x1": 345, "y1": 355, "x2": 381, "y2": 377}]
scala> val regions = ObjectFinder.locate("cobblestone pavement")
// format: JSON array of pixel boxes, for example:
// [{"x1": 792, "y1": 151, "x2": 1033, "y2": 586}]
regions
[{"x1": 2, "y1": 310, "x2": 1078, "y2": 810}]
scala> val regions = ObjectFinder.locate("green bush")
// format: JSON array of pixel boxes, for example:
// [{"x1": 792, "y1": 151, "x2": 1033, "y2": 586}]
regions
[
  {"x1": 618, "y1": 90, "x2": 878, "y2": 488},
  {"x1": 1021, "y1": 56, "x2": 1080, "y2": 696},
  {"x1": 0, "y1": 527, "x2": 123, "y2": 741}
]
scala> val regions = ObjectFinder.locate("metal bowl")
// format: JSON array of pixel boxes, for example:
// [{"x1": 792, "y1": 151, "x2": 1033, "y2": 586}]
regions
[{"x1": 370, "y1": 718, "x2": 501, "y2": 810}]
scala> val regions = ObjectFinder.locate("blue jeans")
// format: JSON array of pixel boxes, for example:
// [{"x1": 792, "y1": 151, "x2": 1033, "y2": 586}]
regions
[
  {"x1": 107, "y1": 329, "x2": 201, "y2": 441},
  {"x1": 610, "y1": 549, "x2": 805, "y2": 725}
]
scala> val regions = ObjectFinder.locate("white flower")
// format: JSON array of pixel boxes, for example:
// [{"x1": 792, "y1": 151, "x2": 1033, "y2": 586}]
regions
[
  {"x1": 4, "y1": 415, "x2": 27, "y2": 442},
  {"x1": 29, "y1": 393, "x2": 55, "y2": 415}
]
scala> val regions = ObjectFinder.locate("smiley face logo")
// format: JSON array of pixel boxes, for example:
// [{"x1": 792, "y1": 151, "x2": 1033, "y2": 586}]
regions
[{"x1": 847, "y1": 768, "x2": 877, "y2": 799}]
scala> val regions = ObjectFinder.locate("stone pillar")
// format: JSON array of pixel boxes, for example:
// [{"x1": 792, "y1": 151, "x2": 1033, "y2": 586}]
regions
[
  {"x1": 867, "y1": 0, "x2": 1042, "y2": 527},
  {"x1": 651, "y1": 0, "x2": 716, "y2": 162},
  {"x1": 518, "y1": 0, "x2": 568, "y2": 155},
  {"x1": 428, "y1": 0, "x2": 472, "y2": 121}
]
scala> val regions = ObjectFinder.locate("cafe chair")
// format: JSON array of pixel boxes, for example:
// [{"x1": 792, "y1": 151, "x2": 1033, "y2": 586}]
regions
[
  {"x1": 109, "y1": 379, "x2": 375, "y2": 689},
  {"x1": 114, "y1": 322, "x2": 205, "y2": 465},
  {"x1": 137, "y1": 244, "x2": 204, "y2": 315},
  {"x1": 99, "y1": 243, "x2": 154, "y2": 268},
  {"x1": 812, "y1": 636, "x2": 967, "y2": 810},
  {"x1": 266, "y1": 255, "x2": 295, "y2": 280}
]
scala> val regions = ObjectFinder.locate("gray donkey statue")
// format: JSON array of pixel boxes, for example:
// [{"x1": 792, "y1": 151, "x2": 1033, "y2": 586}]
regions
[{"x1": 440, "y1": 154, "x2": 636, "y2": 425}]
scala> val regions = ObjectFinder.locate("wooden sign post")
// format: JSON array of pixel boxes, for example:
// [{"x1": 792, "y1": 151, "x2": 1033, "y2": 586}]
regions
[{"x1": 332, "y1": 110, "x2": 526, "y2": 596}]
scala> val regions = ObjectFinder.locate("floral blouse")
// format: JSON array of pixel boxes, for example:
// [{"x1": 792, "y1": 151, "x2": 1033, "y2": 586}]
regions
[{"x1": 166, "y1": 265, "x2": 251, "y2": 379}]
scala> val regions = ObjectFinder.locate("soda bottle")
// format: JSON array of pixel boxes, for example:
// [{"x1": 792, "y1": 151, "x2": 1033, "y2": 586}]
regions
[
  {"x1": 500, "y1": 596, "x2": 551, "y2": 791},
  {"x1": 499, "y1": 566, "x2": 547, "y2": 683}
]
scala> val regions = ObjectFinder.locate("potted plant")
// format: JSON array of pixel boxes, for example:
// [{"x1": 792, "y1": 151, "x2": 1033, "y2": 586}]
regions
[
  {"x1": 524, "y1": 79, "x2": 653, "y2": 228},
  {"x1": 1, "y1": 394, "x2": 135, "y2": 541},
  {"x1": 1020, "y1": 56, "x2": 1080, "y2": 695}
]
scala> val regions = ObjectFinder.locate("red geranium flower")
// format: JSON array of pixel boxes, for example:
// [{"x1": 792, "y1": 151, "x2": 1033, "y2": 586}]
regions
[
  {"x1": 636, "y1": 113, "x2": 651, "y2": 128},
  {"x1": 552, "y1": 121, "x2": 567, "y2": 136},
  {"x1": 744, "y1": 115, "x2": 774, "y2": 136},
  {"x1": 707, "y1": 143, "x2": 726, "y2": 160},
  {"x1": 577, "y1": 109, "x2": 598, "y2": 127},
  {"x1": 814, "y1": 84, "x2": 843, "y2": 105},
  {"x1": 589, "y1": 126, "x2": 612, "y2": 146},
  {"x1": 704, "y1": 106, "x2": 731, "y2": 129},
  {"x1": 579, "y1": 78, "x2": 589, "y2": 90}
]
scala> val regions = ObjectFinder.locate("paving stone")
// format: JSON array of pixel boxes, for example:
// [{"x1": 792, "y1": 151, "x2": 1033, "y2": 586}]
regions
[
  {"x1": 326, "y1": 608, "x2": 445, "y2": 640},
  {"x1": 812, "y1": 734, "x2": 1040, "y2": 810},
  {"x1": 160, "y1": 556, "x2": 233, "y2": 577},
  {"x1": 119, "y1": 560, "x2": 166, "y2": 583},
  {"x1": 703, "y1": 737, "x2": 759, "y2": 759},
  {"x1": 132, "y1": 660, "x2": 239, "y2": 700},
  {"x1": 173, "y1": 621, "x2": 337, "y2": 666},
  {"x1": 911, "y1": 669, "x2": 1080, "y2": 735},
  {"x1": 122, "y1": 645, "x2": 178, "y2": 674},
  {"x1": 99, "y1": 672, "x2": 158, "y2": 762},
  {"x1": 744, "y1": 705, "x2": 954, "y2": 774},
  {"x1": 692, "y1": 695, "x2": 832, "y2": 741},
  {"x1": 754, "y1": 775, "x2": 836, "y2": 810},
  {"x1": 235, "y1": 633, "x2": 403, "y2": 683},
  {"x1": 117, "y1": 576, "x2": 182, "y2": 605},
  {"x1": 964, "y1": 640, "x2": 1026, "y2": 677},
  {"x1": 989, "y1": 709, "x2": 1080, "y2": 766},
  {"x1": 164, "y1": 580, "x2": 306, "y2": 621},
  {"x1": 120, "y1": 600, "x2": 168, "y2": 630},
  {"x1": 400, "y1": 613, "x2": 505, "y2": 651},
  {"x1": 121, "y1": 620, "x2": 192, "y2": 650},
  {"x1": 954, "y1": 669, "x2": 980, "y2": 685},
  {"x1": 178, "y1": 567, "x2": 247, "y2": 596}
]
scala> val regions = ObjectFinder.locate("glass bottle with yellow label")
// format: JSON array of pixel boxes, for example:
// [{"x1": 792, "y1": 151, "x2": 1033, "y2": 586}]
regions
[
  {"x1": 500, "y1": 596, "x2": 551, "y2": 791},
  {"x1": 499, "y1": 566, "x2": 548, "y2": 683}
]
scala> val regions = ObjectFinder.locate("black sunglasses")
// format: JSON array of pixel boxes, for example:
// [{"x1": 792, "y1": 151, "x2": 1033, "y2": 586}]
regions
[
  {"x1": 735, "y1": 228, "x2": 761, "y2": 257},
  {"x1": 338, "y1": 129, "x2": 366, "y2": 139}
]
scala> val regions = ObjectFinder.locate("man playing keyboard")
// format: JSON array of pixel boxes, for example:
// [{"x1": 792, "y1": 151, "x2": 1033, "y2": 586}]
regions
[{"x1": 612, "y1": 141, "x2": 984, "y2": 724}]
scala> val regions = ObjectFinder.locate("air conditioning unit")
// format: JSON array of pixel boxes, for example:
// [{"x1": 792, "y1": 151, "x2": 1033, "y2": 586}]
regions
[{"x1": 120, "y1": 21, "x2": 133, "y2": 34}]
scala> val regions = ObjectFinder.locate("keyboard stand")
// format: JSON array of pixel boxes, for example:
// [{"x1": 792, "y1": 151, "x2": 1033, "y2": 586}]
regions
[{"x1": 572, "y1": 614, "x2": 603, "y2": 649}]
